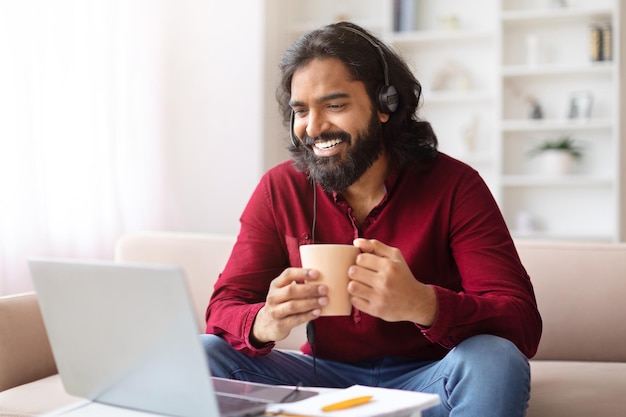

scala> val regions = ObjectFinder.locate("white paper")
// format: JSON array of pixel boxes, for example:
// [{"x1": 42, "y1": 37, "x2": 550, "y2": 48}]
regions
[{"x1": 265, "y1": 385, "x2": 440, "y2": 417}]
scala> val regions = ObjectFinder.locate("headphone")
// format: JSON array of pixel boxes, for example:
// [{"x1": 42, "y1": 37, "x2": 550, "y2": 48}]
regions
[
  {"x1": 341, "y1": 25, "x2": 399, "y2": 114},
  {"x1": 290, "y1": 24, "x2": 399, "y2": 148}
]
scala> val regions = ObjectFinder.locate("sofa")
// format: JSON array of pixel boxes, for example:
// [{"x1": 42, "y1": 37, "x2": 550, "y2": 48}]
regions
[{"x1": 1, "y1": 231, "x2": 625, "y2": 416}]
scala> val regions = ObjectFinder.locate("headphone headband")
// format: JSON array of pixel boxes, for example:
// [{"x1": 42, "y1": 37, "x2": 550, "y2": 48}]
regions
[{"x1": 340, "y1": 25, "x2": 399, "y2": 114}]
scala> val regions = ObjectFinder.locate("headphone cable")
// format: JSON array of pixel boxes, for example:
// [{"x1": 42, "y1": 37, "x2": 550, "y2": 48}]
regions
[
  {"x1": 306, "y1": 320, "x2": 320, "y2": 385},
  {"x1": 311, "y1": 184, "x2": 317, "y2": 243}
]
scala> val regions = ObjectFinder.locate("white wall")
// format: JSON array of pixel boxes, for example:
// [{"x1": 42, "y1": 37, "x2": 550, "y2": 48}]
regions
[
  {"x1": 160, "y1": 1, "x2": 271, "y2": 235},
  {"x1": 262, "y1": 0, "x2": 293, "y2": 172}
]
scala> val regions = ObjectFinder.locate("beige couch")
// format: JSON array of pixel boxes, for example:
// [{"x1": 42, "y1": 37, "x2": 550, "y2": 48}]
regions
[{"x1": 1, "y1": 232, "x2": 625, "y2": 416}]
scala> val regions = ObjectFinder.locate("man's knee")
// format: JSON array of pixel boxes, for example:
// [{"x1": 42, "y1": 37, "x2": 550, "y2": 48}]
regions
[
  {"x1": 425, "y1": 335, "x2": 530, "y2": 417},
  {"x1": 450, "y1": 335, "x2": 529, "y2": 382},
  {"x1": 455, "y1": 335, "x2": 526, "y2": 361},
  {"x1": 200, "y1": 333, "x2": 230, "y2": 355},
  {"x1": 199, "y1": 334, "x2": 242, "y2": 377},
  {"x1": 199, "y1": 334, "x2": 236, "y2": 363}
]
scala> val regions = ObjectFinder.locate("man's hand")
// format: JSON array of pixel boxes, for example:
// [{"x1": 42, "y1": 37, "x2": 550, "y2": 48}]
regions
[
  {"x1": 349, "y1": 238, "x2": 437, "y2": 326},
  {"x1": 251, "y1": 268, "x2": 328, "y2": 346}
]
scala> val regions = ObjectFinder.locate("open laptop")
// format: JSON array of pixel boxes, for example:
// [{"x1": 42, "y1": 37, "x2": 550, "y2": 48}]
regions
[{"x1": 29, "y1": 258, "x2": 316, "y2": 417}]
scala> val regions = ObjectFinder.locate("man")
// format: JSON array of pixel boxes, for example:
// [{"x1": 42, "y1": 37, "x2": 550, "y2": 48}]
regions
[{"x1": 202, "y1": 21, "x2": 541, "y2": 417}]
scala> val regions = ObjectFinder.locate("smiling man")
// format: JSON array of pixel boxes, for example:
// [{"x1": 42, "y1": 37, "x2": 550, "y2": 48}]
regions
[
  {"x1": 288, "y1": 58, "x2": 389, "y2": 199},
  {"x1": 202, "y1": 22, "x2": 542, "y2": 417}
]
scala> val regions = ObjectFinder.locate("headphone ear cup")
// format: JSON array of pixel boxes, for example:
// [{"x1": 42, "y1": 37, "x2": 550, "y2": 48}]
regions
[{"x1": 378, "y1": 84, "x2": 399, "y2": 113}]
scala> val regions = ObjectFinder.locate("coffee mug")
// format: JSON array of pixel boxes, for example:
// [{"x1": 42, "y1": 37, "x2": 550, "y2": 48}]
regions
[{"x1": 299, "y1": 244, "x2": 359, "y2": 316}]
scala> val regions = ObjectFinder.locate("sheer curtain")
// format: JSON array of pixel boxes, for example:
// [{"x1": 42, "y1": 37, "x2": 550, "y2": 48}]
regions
[{"x1": 0, "y1": 1, "x2": 168, "y2": 295}]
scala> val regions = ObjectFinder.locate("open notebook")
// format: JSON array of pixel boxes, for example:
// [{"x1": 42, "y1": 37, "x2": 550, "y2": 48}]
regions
[{"x1": 29, "y1": 258, "x2": 316, "y2": 417}]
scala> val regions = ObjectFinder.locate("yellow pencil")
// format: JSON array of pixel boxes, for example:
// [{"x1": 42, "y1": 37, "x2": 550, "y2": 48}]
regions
[{"x1": 321, "y1": 395, "x2": 373, "y2": 412}]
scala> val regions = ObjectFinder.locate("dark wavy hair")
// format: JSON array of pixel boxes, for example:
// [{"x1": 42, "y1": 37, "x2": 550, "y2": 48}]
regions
[{"x1": 277, "y1": 21, "x2": 438, "y2": 168}]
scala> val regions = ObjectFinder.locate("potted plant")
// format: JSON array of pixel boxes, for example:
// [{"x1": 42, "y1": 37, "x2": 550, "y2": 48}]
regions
[{"x1": 527, "y1": 135, "x2": 583, "y2": 176}]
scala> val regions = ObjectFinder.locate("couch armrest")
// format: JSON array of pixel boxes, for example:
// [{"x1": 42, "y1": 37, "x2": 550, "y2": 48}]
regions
[{"x1": 0, "y1": 292, "x2": 57, "y2": 392}]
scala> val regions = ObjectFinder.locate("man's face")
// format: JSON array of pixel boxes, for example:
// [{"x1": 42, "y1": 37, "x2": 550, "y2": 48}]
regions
[{"x1": 289, "y1": 58, "x2": 389, "y2": 193}]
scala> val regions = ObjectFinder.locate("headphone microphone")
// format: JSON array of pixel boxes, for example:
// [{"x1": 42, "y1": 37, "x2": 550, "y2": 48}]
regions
[{"x1": 290, "y1": 110, "x2": 299, "y2": 148}]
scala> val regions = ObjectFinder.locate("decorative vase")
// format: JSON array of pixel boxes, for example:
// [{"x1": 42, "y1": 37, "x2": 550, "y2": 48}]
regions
[{"x1": 540, "y1": 150, "x2": 576, "y2": 176}]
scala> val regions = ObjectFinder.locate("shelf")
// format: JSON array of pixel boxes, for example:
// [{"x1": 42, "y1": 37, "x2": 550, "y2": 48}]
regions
[
  {"x1": 501, "y1": 175, "x2": 613, "y2": 187},
  {"x1": 423, "y1": 90, "x2": 493, "y2": 104},
  {"x1": 511, "y1": 230, "x2": 614, "y2": 242},
  {"x1": 501, "y1": 118, "x2": 612, "y2": 132},
  {"x1": 501, "y1": 7, "x2": 613, "y2": 24},
  {"x1": 288, "y1": 19, "x2": 385, "y2": 36},
  {"x1": 501, "y1": 62, "x2": 614, "y2": 77},
  {"x1": 391, "y1": 29, "x2": 493, "y2": 44}
]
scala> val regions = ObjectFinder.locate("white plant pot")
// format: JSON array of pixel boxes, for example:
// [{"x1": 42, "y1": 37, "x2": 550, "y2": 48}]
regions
[{"x1": 540, "y1": 150, "x2": 576, "y2": 176}]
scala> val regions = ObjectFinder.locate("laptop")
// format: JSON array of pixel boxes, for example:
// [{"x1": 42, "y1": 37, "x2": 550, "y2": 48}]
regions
[{"x1": 29, "y1": 258, "x2": 316, "y2": 417}]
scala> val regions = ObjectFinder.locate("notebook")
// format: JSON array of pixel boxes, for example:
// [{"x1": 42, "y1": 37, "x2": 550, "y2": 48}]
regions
[{"x1": 28, "y1": 258, "x2": 316, "y2": 417}]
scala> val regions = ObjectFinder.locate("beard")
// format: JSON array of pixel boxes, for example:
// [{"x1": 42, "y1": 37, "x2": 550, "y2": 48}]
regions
[{"x1": 291, "y1": 111, "x2": 384, "y2": 193}]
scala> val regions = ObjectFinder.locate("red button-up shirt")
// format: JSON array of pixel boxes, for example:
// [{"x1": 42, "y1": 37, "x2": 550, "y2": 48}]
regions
[{"x1": 205, "y1": 153, "x2": 542, "y2": 362}]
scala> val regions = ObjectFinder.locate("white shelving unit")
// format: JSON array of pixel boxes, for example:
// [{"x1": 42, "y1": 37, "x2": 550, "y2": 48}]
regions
[
  {"x1": 278, "y1": 0, "x2": 625, "y2": 242},
  {"x1": 499, "y1": 0, "x2": 622, "y2": 241}
]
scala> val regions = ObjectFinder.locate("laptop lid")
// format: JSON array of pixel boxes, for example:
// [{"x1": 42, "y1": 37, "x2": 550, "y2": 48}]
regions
[{"x1": 29, "y1": 258, "x2": 266, "y2": 417}]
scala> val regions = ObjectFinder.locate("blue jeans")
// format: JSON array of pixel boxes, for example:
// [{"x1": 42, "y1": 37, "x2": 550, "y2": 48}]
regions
[{"x1": 200, "y1": 334, "x2": 530, "y2": 417}]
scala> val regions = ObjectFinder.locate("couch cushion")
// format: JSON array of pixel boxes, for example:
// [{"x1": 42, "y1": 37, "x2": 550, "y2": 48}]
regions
[
  {"x1": 114, "y1": 231, "x2": 237, "y2": 332},
  {"x1": 528, "y1": 360, "x2": 626, "y2": 417},
  {"x1": 0, "y1": 374, "x2": 81, "y2": 417},
  {"x1": 515, "y1": 241, "x2": 626, "y2": 361}
]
